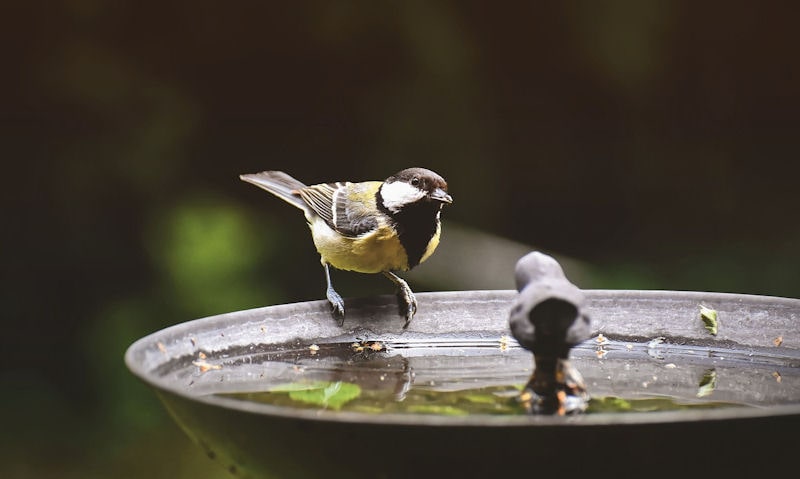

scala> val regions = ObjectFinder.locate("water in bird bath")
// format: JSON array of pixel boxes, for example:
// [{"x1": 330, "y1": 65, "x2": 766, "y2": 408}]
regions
[{"x1": 182, "y1": 336, "x2": 798, "y2": 416}]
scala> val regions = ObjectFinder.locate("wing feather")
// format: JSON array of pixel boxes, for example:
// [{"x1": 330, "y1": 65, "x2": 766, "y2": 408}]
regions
[
  {"x1": 241, "y1": 173, "x2": 381, "y2": 238},
  {"x1": 334, "y1": 182, "x2": 380, "y2": 237},
  {"x1": 298, "y1": 183, "x2": 339, "y2": 228},
  {"x1": 298, "y1": 181, "x2": 381, "y2": 238},
  {"x1": 239, "y1": 171, "x2": 308, "y2": 211}
]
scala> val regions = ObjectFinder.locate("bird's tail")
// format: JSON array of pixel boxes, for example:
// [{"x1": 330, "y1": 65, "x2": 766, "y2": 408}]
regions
[{"x1": 239, "y1": 171, "x2": 309, "y2": 212}]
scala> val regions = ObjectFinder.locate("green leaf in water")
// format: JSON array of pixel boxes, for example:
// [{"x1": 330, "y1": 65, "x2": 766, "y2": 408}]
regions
[
  {"x1": 407, "y1": 404, "x2": 469, "y2": 416},
  {"x1": 699, "y1": 305, "x2": 718, "y2": 335},
  {"x1": 270, "y1": 382, "x2": 329, "y2": 393},
  {"x1": 463, "y1": 393, "x2": 502, "y2": 405},
  {"x1": 285, "y1": 381, "x2": 362, "y2": 410},
  {"x1": 586, "y1": 396, "x2": 633, "y2": 413},
  {"x1": 697, "y1": 369, "x2": 717, "y2": 398}
]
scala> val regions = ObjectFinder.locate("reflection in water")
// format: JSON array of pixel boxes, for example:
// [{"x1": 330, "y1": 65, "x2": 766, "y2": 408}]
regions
[{"x1": 183, "y1": 339, "x2": 799, "y2": 415}]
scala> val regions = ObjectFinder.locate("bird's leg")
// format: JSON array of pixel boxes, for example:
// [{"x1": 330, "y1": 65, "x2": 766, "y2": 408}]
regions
[
  {"x1": 382, "y1": 271, "x2": 417, "y2": 328},
  {"x1": 323, "y1": 263, "x2": 345, "y2": 324}
]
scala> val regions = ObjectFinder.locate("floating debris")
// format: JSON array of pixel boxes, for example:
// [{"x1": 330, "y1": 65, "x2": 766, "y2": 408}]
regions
[
  {"x1": 193, "y1": 359, "x2": 222, "y2": 373},
  {"x1": 647, "y1": 337, "x2": 666, "y2": 360},
  {"x1": 267, "y1": 381, "x2": 362, "y2": 410},
  {"x1": 351, "y1": 338, "x2": 385, "y2": 354},
  {"x1": 157, "y1": 342, "x2": 167, "y2": 354},
  {"x1": 773, "y1": 336, "x2": 783, "y2": 347},
  {"x1": 772, "y1": 371, "x2": 782, "y2": 383},
  {"x1": 700, "y1": 305, "x2": 718, "y2": 335},
  {"x1": 595, "y1": 333, "x2": 609, "y2": 345},
  {"x1": 499, "y1": 335, "x2": 510, "y2": 351},
  {"x1": 697, "y1": 369, "x2": 717, "y2": 397}
]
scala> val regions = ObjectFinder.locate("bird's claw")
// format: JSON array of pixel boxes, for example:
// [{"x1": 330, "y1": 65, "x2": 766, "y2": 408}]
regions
[
  {"x1": 381, "y1": 271, "x2": 417, "y2": 329},
  {"x1": 398, "y1": 288, "x2": 417, "y2": 329},
  {"x1": 326, "y1": 287, "x2": 345, "y2": 325}
]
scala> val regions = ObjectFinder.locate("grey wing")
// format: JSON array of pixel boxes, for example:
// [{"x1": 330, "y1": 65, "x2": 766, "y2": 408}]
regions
[
  {"x1": 300, "y1": 182, "x2": 380, "y2": 237},
  {"x1": 333, "y1": 183, "x2": 379, "y2": 237},
  {"x1": 297, "y1": 182, "x2": 340, "y2": 228}
]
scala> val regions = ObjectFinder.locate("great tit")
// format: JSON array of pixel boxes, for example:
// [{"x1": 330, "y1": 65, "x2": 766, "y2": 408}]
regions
[{"x1": 240, "y1": 167, "x2": 452, "y2": 328}]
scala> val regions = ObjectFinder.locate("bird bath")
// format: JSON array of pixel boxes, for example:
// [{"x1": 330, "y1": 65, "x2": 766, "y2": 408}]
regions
[{"x1": 125, "y1": 290, "x2": 799, "y2": 477}]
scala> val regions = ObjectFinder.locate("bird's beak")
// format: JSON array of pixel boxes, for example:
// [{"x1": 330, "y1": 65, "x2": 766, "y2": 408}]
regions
[{"x1": 429, "y1": 188, "x2": 453, "y2": 204}]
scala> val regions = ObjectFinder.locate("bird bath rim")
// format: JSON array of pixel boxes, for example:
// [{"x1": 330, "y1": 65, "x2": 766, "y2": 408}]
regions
[{"x1": 125, "y1": 289, "x2": 800, "y2": 427}]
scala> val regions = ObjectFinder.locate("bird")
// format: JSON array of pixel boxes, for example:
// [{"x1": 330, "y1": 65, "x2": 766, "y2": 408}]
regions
[{"x1": 240, "y1": 167, "x2": 452, "y2": 328}]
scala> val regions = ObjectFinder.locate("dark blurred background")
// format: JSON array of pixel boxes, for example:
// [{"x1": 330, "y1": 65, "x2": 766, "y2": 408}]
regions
[{"x1": 3, "y1": 1, "x2": 799, "y2": 477}]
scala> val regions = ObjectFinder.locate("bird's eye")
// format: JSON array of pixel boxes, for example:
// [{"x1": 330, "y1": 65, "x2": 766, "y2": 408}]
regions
[{"x1": 411, "y1": 177, "x2": 420, "y2": 186}]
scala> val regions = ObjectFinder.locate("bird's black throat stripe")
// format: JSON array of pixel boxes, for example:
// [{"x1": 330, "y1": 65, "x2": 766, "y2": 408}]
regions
[{"x1": 376, "y1": 189, "x2": 441, "y2": 270}]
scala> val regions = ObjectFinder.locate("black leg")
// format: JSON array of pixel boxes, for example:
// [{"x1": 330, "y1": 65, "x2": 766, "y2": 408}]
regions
[
  {"x1": 323, "y1": 263, "x2": 345, "y2": 324},
  {"x1": 382, "y1": 271, "x2": 417, "y2": 328}
]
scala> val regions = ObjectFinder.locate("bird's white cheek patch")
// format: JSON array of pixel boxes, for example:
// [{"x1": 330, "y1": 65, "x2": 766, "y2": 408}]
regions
[{"x1": 381, "y1": 181, "x2": 426, "y2": 213}]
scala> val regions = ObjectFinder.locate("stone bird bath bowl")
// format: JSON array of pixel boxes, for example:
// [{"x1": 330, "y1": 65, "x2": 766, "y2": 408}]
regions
[{"x1": 125, "y1": 290, "x2": 799, "y2": 478}]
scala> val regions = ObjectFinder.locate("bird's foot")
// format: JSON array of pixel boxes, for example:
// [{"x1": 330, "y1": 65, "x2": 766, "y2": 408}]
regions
[
  {"x1": 323, "y1": 263, "x2": 345, "y2": 325},
  {"x1": 383, "y1": 271, "x2": 417, "y2": 328},
  {"x1": 326, "y1": 287, "x2": 345, "y2": 325},
  {"x1": 397, "y1": 286, "x2": 417, "y2": 329}
]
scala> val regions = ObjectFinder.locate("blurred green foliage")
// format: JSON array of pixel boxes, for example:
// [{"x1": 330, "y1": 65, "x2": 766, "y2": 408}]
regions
[
  {"x1": 146, "y1": 197, "x2": 281, "y2": 316},
  {"x1": 3, "y1": 1, "x2": 799, "y2": 477}
]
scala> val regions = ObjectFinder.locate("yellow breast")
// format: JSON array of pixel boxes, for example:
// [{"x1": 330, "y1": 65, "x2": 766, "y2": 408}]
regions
[{"x1": 309, "y1": 218, "x2": 409, "y2": 273}]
